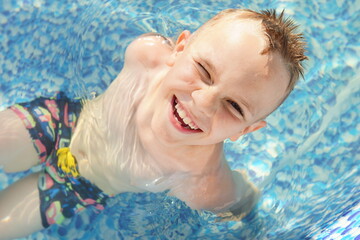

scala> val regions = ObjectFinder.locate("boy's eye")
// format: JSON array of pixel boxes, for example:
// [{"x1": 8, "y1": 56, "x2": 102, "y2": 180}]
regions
[
  {"x1": 197, "y1": 62, "x2": 212, "y2": 84},
  {"x1": 227, "y1": 100, "x2": 244, "y2": 117}
]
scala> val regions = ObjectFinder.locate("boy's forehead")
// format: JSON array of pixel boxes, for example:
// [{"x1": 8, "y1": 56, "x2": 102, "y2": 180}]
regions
[
  {"x1": 195, "y1": 18, "x2": 265, "y2": 42},
  {"x1": 189, "y1": 19, "x2": 269, "y2": 61},
  {"x1": 190, "y1": 19, "x2": 268, "y2": 60}
]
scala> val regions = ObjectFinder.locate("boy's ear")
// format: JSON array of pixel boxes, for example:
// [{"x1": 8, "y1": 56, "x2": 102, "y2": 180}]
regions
[
  {"x1": 167, "y1": 30, "x2": 191, "y2": 67},
  {"x1": 175, "y1": 30, "x2": 191, "y2": 49},
  {"x1": 229, "y1": 121, "x2": 267, "y2": 142}
]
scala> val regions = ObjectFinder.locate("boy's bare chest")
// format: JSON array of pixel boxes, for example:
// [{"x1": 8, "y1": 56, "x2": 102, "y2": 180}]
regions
[{"x1": 141, "y1": 140, "x2": 223, "y2": 176}]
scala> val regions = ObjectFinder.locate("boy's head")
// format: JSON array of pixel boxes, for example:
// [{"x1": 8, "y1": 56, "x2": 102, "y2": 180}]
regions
[
  {"x1": 190, "y1": 9, "x2": 307, "y2": 95},
  {"x1": 136, "y1": 9, "x2": 307, "y2": 147}
]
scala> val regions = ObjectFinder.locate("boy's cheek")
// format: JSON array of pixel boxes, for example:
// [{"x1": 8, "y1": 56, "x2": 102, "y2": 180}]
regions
[{"x1": 170, "y1": 65, "x2": 201, "y2": 88}]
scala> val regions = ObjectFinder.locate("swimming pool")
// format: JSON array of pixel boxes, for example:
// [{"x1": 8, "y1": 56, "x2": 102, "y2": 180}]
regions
[{"x1": 0, "y1": 0, "x2": 359, "y2": 239}]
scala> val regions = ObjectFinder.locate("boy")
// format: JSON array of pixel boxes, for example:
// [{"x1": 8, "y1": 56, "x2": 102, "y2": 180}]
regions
[{"x1": 0, "y1": 9, "x2": 307, "y2": 239}]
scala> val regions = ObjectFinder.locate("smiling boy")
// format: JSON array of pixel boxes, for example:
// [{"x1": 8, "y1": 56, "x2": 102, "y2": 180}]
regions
[
  {"x1": 0, "y1": 9, "x2": 307, "y2": 239},
  {"x1": 135, "y1": 9, "x2": 306, "y2": 211}
]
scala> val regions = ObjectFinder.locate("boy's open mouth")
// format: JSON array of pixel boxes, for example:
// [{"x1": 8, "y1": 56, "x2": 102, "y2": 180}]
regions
[{"x1": 172, "y1": 96, "x2": 202, "y2": 132}]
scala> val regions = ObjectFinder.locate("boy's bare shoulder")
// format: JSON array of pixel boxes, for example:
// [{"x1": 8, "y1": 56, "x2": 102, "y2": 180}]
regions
[{"x1": 124, "y1": 33, "x2": 173, "y2": 69}]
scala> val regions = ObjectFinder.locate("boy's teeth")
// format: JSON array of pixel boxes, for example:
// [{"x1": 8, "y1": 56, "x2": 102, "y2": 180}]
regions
[
  {"x1": 183, "y1": 117, "x2": 191, "y2": 125},
  {"x1": 174, "y1": 99, "x2": 199, "y2": 130},
  {"x1": 178, "y1": 109, "x2": 186, "y2": 118}
]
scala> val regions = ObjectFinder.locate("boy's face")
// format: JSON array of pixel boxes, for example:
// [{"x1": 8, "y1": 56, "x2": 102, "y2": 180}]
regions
[{"x1": 138, "y1": 19, "x2": 290, "y2": 147}]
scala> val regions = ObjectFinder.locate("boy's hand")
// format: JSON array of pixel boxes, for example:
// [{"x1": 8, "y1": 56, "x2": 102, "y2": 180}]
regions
[{"x1": 216, "y1": 170, "x2": 260, "y2": 222}]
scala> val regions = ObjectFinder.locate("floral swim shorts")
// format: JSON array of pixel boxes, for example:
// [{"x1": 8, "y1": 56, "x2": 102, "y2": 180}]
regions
[{"x1": 10, "y1": 92, "x2": 109, "y2": 228}]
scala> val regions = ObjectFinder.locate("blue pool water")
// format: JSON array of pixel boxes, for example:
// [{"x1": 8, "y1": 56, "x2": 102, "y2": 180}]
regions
[{"x1": 0, "y1": 0, "x2": 359, "y2": 239}]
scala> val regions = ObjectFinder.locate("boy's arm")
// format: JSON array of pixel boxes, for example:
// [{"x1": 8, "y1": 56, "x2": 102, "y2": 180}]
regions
[
  {"x1": 216, "y1": 169, "x2": 260, "y2": 221},
  {"x1": 169, "y1": 157, "x2": 260, "y2": 219}
]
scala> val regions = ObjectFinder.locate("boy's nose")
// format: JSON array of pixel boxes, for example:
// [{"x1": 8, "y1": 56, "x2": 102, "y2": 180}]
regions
[{"x1": 191, "y1": 88, "x2": 219, "y2": 117}]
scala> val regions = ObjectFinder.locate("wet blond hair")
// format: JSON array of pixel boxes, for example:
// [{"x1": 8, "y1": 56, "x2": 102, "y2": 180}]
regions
[{"x1": 193, "y1": 9, "x2": 308, "y2": 92}]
